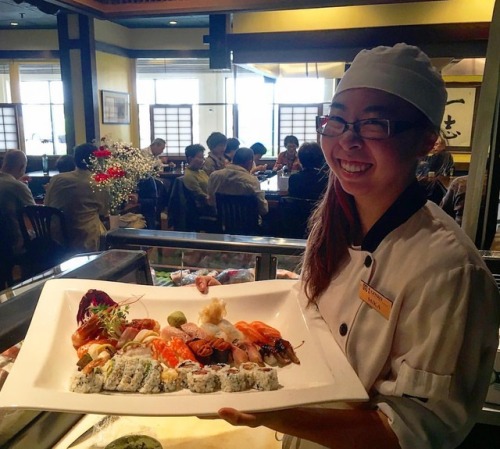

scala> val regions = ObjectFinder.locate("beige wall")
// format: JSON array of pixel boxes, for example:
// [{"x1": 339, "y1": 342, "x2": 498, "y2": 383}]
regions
[
  {"x1": 96, "y1": 51, "x2": 137, "y2": 144},
  {"x1": 0, "y1": 30, "x2": 58, "y2": 50}
]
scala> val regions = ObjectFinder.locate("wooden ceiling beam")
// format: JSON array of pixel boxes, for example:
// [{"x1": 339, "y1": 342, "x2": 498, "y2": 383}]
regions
[{"x1": 229, "y1": 23, "x2": 490, "y2": 63}]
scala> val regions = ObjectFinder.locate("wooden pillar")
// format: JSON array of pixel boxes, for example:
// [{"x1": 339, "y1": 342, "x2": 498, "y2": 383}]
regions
[
  {"x1": 462, "y1": 0, "x2": 500, "y2": 248},
  {"x1": 57, "y1": 13, "x2": 99, "y2": 152},
  {"x1": 207, "y1": 14, "x2": 231, "y2": 70}
]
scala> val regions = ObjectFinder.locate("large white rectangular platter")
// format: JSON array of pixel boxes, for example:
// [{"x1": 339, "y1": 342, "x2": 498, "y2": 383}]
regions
[{"x1": 0, "y1": 278, "x2": 368, "y2": 416}]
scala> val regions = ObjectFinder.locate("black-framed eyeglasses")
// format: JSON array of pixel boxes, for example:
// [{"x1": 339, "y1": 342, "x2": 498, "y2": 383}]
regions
[{"x1": 316, "y1": 115, "x2": 421, "y2": 140}]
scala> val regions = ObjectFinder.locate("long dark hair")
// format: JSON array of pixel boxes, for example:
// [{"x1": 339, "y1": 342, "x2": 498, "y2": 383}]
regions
[{"x1": 302, "y1": 175, "x2": 358, "y2": 305}]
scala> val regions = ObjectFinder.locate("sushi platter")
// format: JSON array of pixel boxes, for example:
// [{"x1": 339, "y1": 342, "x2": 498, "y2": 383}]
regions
[{"x1": 0, "y1": 279, "x2": 368, "y2": 416}]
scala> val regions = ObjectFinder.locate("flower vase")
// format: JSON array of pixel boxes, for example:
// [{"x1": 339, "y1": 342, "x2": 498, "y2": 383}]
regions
[{"x1": 109, "y1": 214, "x2": 121, "y2": 230}]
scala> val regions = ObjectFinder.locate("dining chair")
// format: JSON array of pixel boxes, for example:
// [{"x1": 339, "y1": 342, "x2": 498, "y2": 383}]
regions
[
  {"x1": 18, "y1": 205, "x2": 72, "y2": 277},
  {"x1": 279, "y1": 196, "x2": 317, "y2": 239},
  {"x1": 0, "y1": 211, "x2": 17, "y2": 289},
  {"x1": 215, "y1": 193, "x2": 261, "y2": 236},
  {"x1": 167, "y1": 177, "x2": 219, "y2": 232}
]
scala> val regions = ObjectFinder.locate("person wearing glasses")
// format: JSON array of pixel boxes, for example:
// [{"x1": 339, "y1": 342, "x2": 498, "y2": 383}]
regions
[{"x1": 209, "y1": 44, "x2": 500, "y2": 449}]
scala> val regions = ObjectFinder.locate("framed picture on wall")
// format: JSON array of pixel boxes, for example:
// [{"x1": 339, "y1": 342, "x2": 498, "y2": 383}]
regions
[
  {"x1": 442, "y1": 84, "x2": 480, "y2": 153},
  {"x1": 101, "y1": 90, "x2": 130, "y2": 124}
]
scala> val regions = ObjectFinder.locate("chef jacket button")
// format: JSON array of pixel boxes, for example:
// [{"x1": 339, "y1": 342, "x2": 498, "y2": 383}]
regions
[
  {"x1": 339, "y1": 323, "x2": 348, "y2": 336},
  {"x1": 364, "y1": 256, "x2": 372, "y2": 267}
]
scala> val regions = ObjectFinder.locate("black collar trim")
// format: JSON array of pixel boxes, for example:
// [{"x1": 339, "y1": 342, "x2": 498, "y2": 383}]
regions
[{"x1": 361, "y1": 180, "x2": 427, "y2": 253}]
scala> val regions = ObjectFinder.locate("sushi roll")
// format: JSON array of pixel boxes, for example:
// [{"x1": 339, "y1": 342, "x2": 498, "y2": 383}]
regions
[
  {"x1": 239, "y1": 362, "x2": 259, "y2": 388},
  {"x1": 176, "y1": 360, "x2": 201, "y2": 388},
  {"x1": 103, "y1": 357, "x2": 126, "y2": 391},
  {"x1": 253, "y1": 367, "x2": 280, "y2": 391},
  {"x1": 139, "y1": 359, "x2": 162, "y2": 394},
  {"x1": 161, "y1": 367, "x2": 181, "y2": 392},
  {"x1": 186, "y1": 369, "x2": 219, "y2": 393},
  {"x1": 204, "y1": 363, "x2": 230, "y2": 389},
  {"x1": 218, "y1": 367, "x2": 250, "y2": 392},
  {"x1": 70, "y1": 371, "x2": 104, "y2": 393},
  {"x1": 117, "y1": 357, "x2": 146, "y2": 392}
]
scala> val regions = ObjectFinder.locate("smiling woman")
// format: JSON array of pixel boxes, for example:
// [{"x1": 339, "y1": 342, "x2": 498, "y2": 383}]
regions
[{"x1": 215, "y1": 43, "x2": 500, "y2": 449}]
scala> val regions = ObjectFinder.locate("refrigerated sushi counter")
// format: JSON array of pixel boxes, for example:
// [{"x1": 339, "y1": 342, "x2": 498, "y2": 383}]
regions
[{"x1": 1, "y1": 234, "x2": 499, "y2": 448}]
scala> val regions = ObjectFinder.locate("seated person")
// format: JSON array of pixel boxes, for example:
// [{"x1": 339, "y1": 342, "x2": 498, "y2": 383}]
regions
[
  {"x1": 416, "y1": 134, "x2": 454, "y2": 179},
  {"x1": 183, "y1": 144, "x2": 215, "y2": 216},
  {"x1": 139, "y1": 138, "x2": 168, "y2": 229},
  {"x1": 45, "y1": 143, "x2": 110, "y2": 252},
  {"x1": 250, "y1": 142, "x2": 268, "y2": 174},
  {"x1": 224, "y1": 137, "x2": 240, "y2": 164},
  {"x1": 208, "y1": 147, "x2": 268, "y2": 218},
  {"x1": 141, "y1": 137, "x2": 166, "y2": 170},
  {"x1": 288, "y1": 142, "x2": 328, "y2": 201},
  {"x1": 0, "y1": 149, "x2": 36, "y2": 256},
  {"x1": 56, "y1": 154, "x2": 76, "y2": 173},
  {"x1": 273, "y1": 135, "x2": 302, "y2": 172},
  {"x1": 203, "y1": 132, "x2": 227, "y2": 176},
  {"x1": 418, "y1": 170, "x2": 447, "y2": 205},
  {"x1": 440, "y1": 175, "x2": 467, "y2": 226}
]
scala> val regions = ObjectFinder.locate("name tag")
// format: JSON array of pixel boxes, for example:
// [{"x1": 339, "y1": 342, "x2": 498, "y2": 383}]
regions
[{"x1": 359, "y1": 280, "x2": 393, "y2": 320}]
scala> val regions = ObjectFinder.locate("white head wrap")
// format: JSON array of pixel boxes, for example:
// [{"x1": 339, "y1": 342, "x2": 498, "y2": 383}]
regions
[{"x1": 335, "y1": 43, "x2": 447, "y2": 128}]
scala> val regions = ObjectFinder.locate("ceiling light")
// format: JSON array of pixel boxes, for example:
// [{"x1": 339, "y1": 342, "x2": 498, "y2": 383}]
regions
[{"x1": 169, "y1": 21, "x2": 178, "y2": 25}]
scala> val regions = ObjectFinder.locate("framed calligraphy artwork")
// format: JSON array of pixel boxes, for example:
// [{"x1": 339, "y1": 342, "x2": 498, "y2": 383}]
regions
[{"x1": 442, "y1": 84, "x2": 480, "y2": 152}]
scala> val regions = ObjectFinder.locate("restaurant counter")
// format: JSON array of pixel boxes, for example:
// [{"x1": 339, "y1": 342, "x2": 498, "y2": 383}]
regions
[
  {"x1": 1, "y1": 247, "x2": 498, "y2": 447},
  {"x1": 105, "y1": 228, "x2": 306, "y2": 283}
]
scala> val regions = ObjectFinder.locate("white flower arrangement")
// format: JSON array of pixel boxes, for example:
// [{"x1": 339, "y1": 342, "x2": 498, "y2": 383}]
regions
[{"x1": 89, "y1": 140, "x2": 160, "y2": 215}]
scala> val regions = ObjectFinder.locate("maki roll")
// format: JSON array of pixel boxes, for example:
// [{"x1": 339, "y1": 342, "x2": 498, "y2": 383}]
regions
[
  {"x1": 139, "y1": 359, "x2": 162, "y2": 394},
  {"x1": 101, "y1": 356, "x2": 162, "y2": 393},
  {"x1": 218, "y1": 367, "x2": 250, "y2": 392},
  {"x1": 253, "y1": 367, "x2": 280, "y2": 391},
  {"x1": 103, "y1": 357, "x2": 126, "y2": 391},
  {"x1": 176, "y1": 360, "x2": 201, "y2": 388},
  {"x1": 70, "y1": 371, "x2": 104, "y2": 393},
  {"x1": 186, "y1": 369, "x2": 219, "y2": 393},
  {"x1": 161, "y1": 367, "x2": 181, "y2": 392},
  {"x1": 239, "y1": 362, "x2": 259, "y2": 388},
  {"x1": 116, "y1": 357, "x2": 147, "y2": 392}
]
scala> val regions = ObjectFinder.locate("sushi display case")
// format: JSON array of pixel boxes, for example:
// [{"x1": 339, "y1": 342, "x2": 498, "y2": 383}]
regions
[
  {"x1": 105, "y1": 229, "x2": 307, "y2": 287},
  {"x1": 0, "y1": 250, "x2": 154, "y2": 448}
]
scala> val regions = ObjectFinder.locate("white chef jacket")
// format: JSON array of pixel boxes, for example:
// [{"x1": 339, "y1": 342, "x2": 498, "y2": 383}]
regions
[{"x1": 286, "y1": 181, "x2": 500, "y2": 449}]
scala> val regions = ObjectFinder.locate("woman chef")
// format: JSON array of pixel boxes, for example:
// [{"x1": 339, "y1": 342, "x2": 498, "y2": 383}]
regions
[{"x1": 197, "y1": 43, "x2": 500, "y2": 449}]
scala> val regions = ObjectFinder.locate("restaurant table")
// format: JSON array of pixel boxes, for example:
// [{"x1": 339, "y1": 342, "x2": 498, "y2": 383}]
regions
[
  {"x1": 260, "y1": 172, "x2": 290, "y2": 200},
  {"x1": 259, "y1": 172, "x2": 290, "y2": 236},
  {"x1": 26, "y1": 170, "x2": 59, "y2": 199}
]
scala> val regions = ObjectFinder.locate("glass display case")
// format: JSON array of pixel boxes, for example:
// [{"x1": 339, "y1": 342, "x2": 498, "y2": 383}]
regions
[
  {"x1": 0, "y1": 250, "x2": 153, "y2": 448},
  {"x1": 105, "y1": 229, "x2": 307, "y2": 287}
]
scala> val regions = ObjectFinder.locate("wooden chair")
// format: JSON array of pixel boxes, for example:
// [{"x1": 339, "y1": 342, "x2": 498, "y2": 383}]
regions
[
  {"x1": 18, "y1": 205, "x2": 72, "y2": 277},
  {"x1": 215, "y1": 192, "x2": 261, "y2": 236},
  {"x1": 0, "y1": 211, "x2": 17, "y2": 289},
  {"x1": 279, "y1": 196, "x2": 317, "y2": 239},
  {"x1": 167, "y1": 177, "x2": 219, "y2": 232}
]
